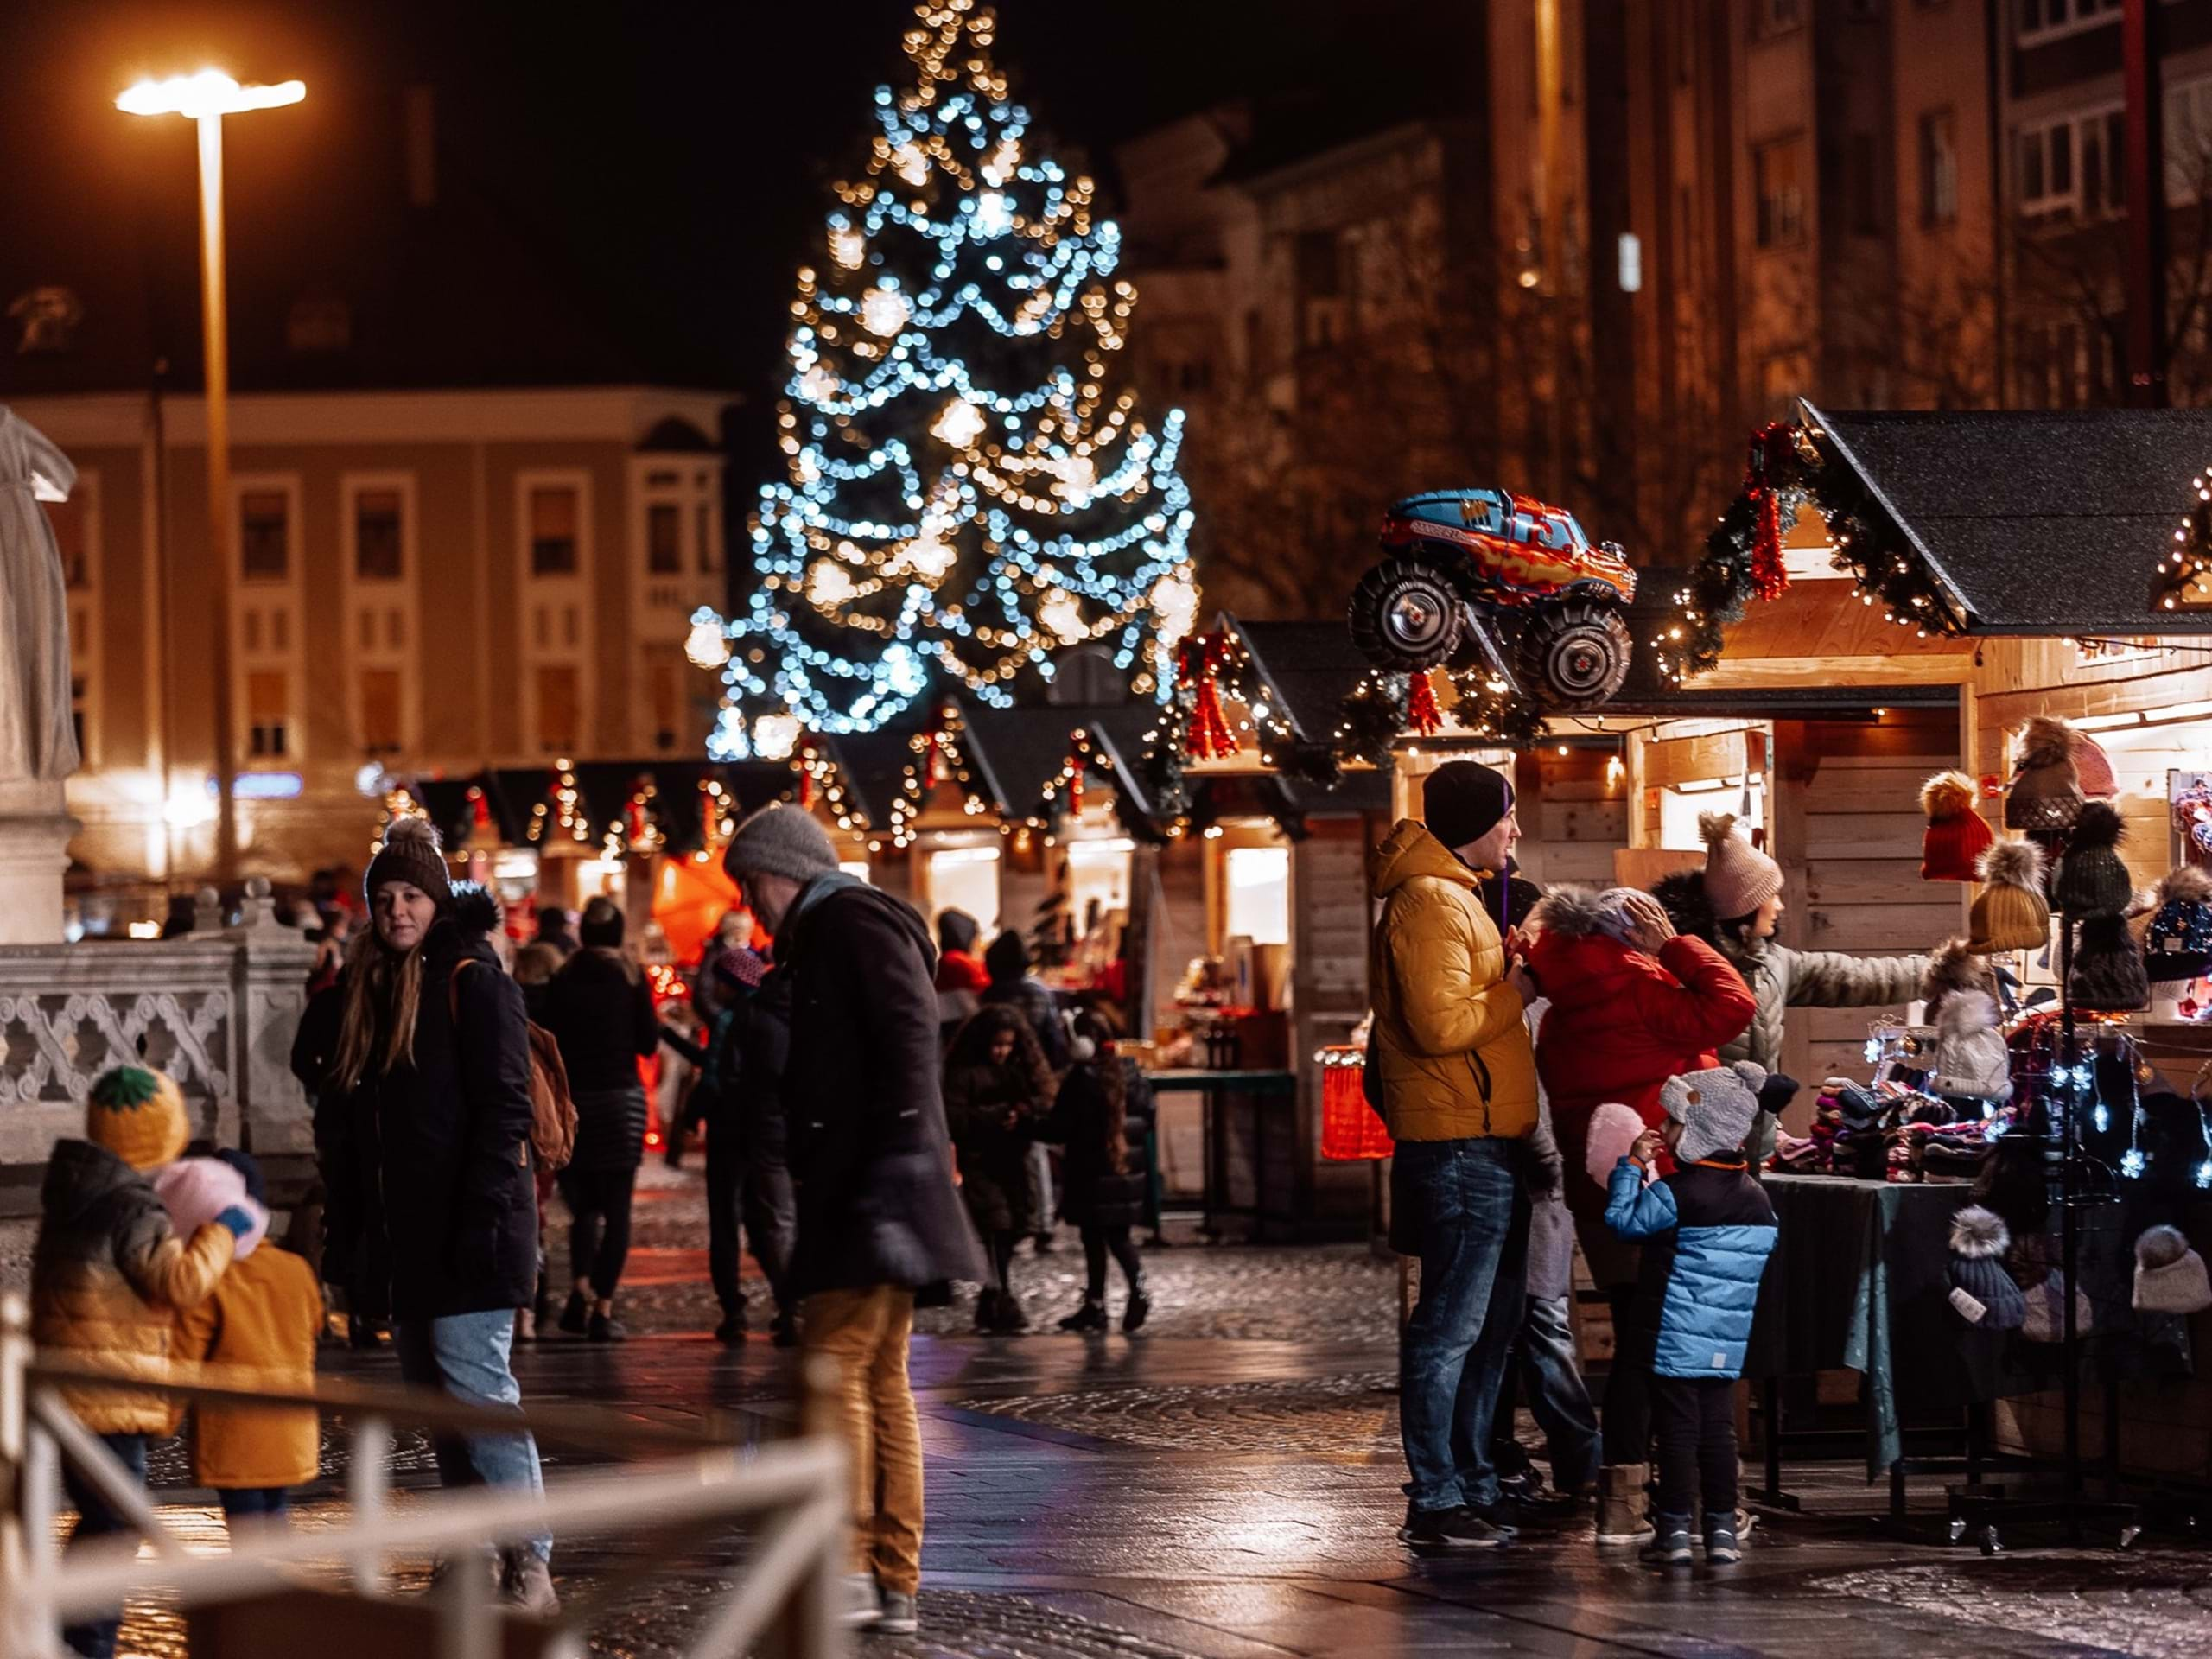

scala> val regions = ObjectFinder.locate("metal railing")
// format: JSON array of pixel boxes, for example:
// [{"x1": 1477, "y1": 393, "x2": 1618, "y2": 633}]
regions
[{"x1": 0, "y1": 1294, "x2": 851, "y2": 1658}]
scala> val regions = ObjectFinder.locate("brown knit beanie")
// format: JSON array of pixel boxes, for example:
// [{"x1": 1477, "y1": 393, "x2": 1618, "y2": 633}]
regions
[
  {"x1": 1700, "y1": 811, "x2": 1784, "y2": 921},
  {"x1": 364, "y1": 817, "x2": 454, "y2": 909}
]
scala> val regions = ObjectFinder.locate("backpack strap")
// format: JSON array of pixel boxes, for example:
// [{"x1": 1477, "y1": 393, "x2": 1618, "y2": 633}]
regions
[{"x1": 448, "y1": 958, "x2": 475, "y2": 1024}]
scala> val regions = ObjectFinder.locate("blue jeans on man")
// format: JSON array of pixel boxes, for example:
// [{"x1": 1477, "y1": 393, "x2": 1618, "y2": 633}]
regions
[
  {"x1": 1491, "y1": 1292, "x2": 1602, "y2": 1495},
  {"x1": 394, "y1": 1309, "x2": 552, "y2": 1563},
  {"x1": 61, "y1": 1431, "x2": 145, "y2": 1659},
  {"x1": 1394, "y1": 1135, "x2": 1529, "y2": 1515}
]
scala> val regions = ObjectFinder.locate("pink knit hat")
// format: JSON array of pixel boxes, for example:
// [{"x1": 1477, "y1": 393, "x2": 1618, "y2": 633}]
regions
[{"x1": 1700, "y1": 811, "x2": 1784, "y2": 921}]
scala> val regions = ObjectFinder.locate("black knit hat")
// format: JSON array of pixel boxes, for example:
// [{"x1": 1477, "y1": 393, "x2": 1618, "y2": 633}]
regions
[
  {"x1": 1424, "y1": 761, "x2": 1513, "y2": 855},
  {"x1": 579, "y1": 895, "x2": 624, "y2": 949},
  {"x1": 2053, "y1": 801, "x2": 2132, "y2": 916},
  {"x1": 1948, "y1": 1205, "x2": 2026, "y2": 1331},
  {"x1": 364, "y1": 818, "x2": 454, "y2": 909},
  {"x1": 2069, "y1": 912, "x2": 2150, "y2": 1012}
]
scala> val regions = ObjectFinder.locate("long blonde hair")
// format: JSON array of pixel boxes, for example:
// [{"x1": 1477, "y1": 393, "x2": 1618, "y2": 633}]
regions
[{"x1": 331, "y1": 925, "x2": 426, "y2": 1090}]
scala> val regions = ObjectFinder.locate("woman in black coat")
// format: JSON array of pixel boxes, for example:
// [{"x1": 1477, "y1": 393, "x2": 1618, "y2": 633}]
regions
[
  {"x1": 943, "y1": 1005, "x2": 1057, "y2": 1333},
  {"x1": 307, "y1": 822, "x2": 554, "y2": 1610},
  {"x1": 537, "y1": 896, "x2": 659, "y2": 1342},
  {"x1": 1042, "y1": 1009, "x2": 1154, "y2": 1333}
]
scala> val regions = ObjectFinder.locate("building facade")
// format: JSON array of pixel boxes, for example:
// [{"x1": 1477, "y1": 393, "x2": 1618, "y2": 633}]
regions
[{"x1": 18, "y1": 385, "x2": 730, "y2": 908}]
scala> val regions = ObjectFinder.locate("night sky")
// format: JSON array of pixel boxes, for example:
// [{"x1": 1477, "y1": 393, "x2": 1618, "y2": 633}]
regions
[{"x1": 0, "y1": 0, "x2": 1440, "y2": 459}]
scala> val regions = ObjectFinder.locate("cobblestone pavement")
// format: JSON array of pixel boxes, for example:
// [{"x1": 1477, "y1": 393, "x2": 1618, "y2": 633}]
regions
[{"x1": 70, "y1": 1172, "x2": 2212, "y2": 1656}]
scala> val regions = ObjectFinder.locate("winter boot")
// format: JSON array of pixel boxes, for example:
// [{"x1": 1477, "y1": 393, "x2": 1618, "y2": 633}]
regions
[
  {"x1": 1594, "y1": 1465, "x2": 1655, "y2": 1546},
  {"x1": 973, "y1": 1288, "x2": 1001, "y2": 1334},
  {"x1": 1057, "y1": 1298, "x2": 1109, "y2": 1333},
  {"x1": 991, "y1": 1290, "x2": 1031, "y2": 1334},
  {"x1": 1638, "y1": 1515, "x2": 1694, "y2": 1567},
  {"x1": 1122, "y1": 1280, "x2": 1153, "y2": 1333}
]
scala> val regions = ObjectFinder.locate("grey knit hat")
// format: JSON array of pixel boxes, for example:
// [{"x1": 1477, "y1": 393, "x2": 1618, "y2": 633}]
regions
[
  {"x1": 1659, "y1": 1060, "x2": 1765, "y2": 1164},
  {"x1": 722, "y1": 803, "x2": 841, "y2": 887},
  {"x1": 1947, "y1": 1206, "x2": 2026, "y2": 1332},
  {"x1": 364, "y1": 817, "x2": 454, "y2": 909}
]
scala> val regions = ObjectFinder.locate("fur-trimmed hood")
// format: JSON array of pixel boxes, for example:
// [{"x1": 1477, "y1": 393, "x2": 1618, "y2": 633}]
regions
[
  {"x1": 1529, "y1": 885, "x2": 1613, "y2": 942},
  {"x1": 1649, "y1": 869, "x2": 1717, "y2": 945},
  {"x1": 1950, "y1": 1205, "x2": 2010, "y2": 1259},
  {"x1": 448, "y1": 880, "x2": 501, "y2": 942}
]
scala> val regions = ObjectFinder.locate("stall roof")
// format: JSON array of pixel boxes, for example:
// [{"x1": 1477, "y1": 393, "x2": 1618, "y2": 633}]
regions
[
  {"x1": 1230, "y1": 617, "x2": 1374, "y2": 745},
  {"x1": 818, "y1": 728, "x2": 923, "y2": 830},
  {"x1": 1806, "y1": 401, "x2": 2212, "y2": 636}
]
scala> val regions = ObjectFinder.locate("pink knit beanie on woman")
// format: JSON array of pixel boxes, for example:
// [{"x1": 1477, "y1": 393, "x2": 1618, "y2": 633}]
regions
[{"x1": 1700, "y1": 811, "x2": 1784, "y2": 921}]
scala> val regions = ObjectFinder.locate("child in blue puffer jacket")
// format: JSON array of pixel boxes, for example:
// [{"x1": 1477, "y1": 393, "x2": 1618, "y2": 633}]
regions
[{"x1": 1605, "y1": 1059, "x2": 1777, "y2": 1568}]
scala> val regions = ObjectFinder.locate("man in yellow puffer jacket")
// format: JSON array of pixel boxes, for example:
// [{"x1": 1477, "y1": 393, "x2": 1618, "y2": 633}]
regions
[
  {"x1": 31, "y1": 1065, "x2": 249, "y2": 1659},
  {"x1": 1370, "y1": 760, "x2": 1538, "y2": 1550}
]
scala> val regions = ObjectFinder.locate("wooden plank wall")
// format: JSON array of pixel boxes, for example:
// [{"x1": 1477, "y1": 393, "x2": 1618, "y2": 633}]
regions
[
  {"x1": 1514, "y1": 747, "x2": 1628, "y2": 892},
  {"x1": 1293, "y1": 817, "x2": 1376, "y2": 1224},
  {"x1": 1771, "y1": 710, "x2": 1967, "y2": 1100}
]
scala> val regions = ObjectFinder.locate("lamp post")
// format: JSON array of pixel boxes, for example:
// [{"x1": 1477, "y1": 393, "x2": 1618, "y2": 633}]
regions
[{"x1": 118, "y1": 70, "x2": 304, "y2": 886}]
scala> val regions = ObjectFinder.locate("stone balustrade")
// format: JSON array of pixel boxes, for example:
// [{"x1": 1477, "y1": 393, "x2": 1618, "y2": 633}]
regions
[{"x1": 0, "y1": 878, "x2": 316, "y2": 1168}]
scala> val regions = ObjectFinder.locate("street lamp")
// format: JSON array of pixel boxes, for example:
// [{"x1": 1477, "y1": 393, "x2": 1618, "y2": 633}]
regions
[{"x1": 118, "y1": 70, "x2": 305, "y2": 885}]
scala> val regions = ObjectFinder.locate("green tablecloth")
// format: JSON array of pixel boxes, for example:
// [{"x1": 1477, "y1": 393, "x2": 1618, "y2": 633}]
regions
[{"x1": 1746, "y1": 1176, "x2": 2007, "y2": 1478}]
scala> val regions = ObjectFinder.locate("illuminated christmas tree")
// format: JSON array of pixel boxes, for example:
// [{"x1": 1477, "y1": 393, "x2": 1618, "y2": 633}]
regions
[{"x1": 702, "y1": 0, "x2": 1199, "y2": 755}]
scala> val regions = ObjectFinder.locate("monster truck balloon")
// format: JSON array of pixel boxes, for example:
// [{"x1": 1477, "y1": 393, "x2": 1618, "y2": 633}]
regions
[{"x1": 1346, "y1": 489, "x2": 1637, "y2": 709}]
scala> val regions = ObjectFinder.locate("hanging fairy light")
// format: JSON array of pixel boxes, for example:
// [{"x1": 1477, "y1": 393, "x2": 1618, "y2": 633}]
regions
[
  {"x1": 685, "y1": 611, "x2": 730, "y2": 670},
  {"x1": 696, "y1": 0, "x2": 1197, "y2": 737},
  {"x1": 753, "y1": 714, "x2": 802, "y2": 762}
]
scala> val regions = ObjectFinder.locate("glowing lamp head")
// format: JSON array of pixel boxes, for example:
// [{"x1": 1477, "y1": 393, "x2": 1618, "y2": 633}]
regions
[
  {"x1": 753, "y1": 713, "x2": 802, "y2": 762},
  {"x1": 118, "y1": 71, "x2": 304, "y2": 118}
]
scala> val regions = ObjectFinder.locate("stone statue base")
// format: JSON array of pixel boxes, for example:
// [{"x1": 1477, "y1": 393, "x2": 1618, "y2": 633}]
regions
[{"x1": 0, "y1": 779, "x2": 77, "y2": 944}]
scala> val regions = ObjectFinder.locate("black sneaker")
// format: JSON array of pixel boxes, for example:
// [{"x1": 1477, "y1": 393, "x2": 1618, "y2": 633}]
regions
[
  {"x1": 991, "y1": 1292, "x2": 1031, "y2": 1334},
  {"x1": 588, "y1": 1311, "x2": 627, "y2": 1343},
  {"x1": 973, "y1": 1289, "x2": 1001, "y2": 1334},
  {"x1": 558, "y1": 1290, "x2": 590, "y2": 1336},
  {"x1": 1465, "y1": 1500, "x2": 1521, "y2": 1539},
  {"x1": 1638, "y1": 1518, "x2": 1694, "y2": 1567},
  {"x1": 1497, "y1": 1473, "x2": 1581, "y2": 1522},
  {"x1": 1397, "y1": 1503, "x2": 1508, "y2": 1548},
  {"x1": 713, "y1": 1313, "x2": 748, "y2": 1345}
]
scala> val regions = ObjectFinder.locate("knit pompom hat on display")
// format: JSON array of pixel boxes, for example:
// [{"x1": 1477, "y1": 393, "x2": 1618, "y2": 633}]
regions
[
  {"x1": 1921, "y1": 771, "x2": 1995, "y2": 883},
  {"x1": 86, "y1": 1065, "x2": 191, "y2": 1172},
  {"x1": 1967, "y1": 840, "x2": 2050, "y2": 954},
  {"x1": 2073, "y1": 728, "x2": 2118, "y2": 799},
  {"x1": 2069, "y1": 912, "x2": 2150, "y2": 1013},
  {"x1": 2005, "y1": 716, "x2": 2086, "y2": 831},
  {"x1": 1658, "y1": 1059, "x2": 1766, "y2": 1165},
  {"x1": 1923, "y1": 937, "x2": 1989, "y2": 1022},
  {"x1": 1699, "y1": 811, "x2": 1784, "y2": 921},
  {"x1": 2145, "y1": 866, "x2": 2212, "y2": 982},
  {"x1": 364, "y1": 817, "x2": 454, "y2": 909},
  {"x1": 1586, "y1": 1101, "x2": 1649, "y2": 1186},
  {"x1": 2133, "y1": 1224, "x2": 2212, "y2": 1316},
  {"x1": 1947, "y1": 1206, "x2": 2026, "y2": 1331},
  {"x1": 2052, "y1": 801, "x2": 2133, "y2": 917}
]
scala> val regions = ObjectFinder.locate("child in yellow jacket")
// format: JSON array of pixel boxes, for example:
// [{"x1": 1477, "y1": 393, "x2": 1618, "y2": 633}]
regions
[
  {"x1": 168, "y1": 1150, "x2": 323, "y2": 1530},
  {"x1": 32, "y1": 1065, "x2": 252, "y2": 1659}
]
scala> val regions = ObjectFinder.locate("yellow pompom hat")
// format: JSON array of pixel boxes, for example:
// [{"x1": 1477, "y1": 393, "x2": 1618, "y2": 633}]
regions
[{"x1": 86, "y1": 1065, "x2": 190, "y2": 1171}]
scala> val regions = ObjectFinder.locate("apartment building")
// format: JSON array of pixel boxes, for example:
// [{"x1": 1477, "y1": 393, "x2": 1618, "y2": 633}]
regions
[{"x1": 16, "y1": 385, "x2": 730, "y2": 890}]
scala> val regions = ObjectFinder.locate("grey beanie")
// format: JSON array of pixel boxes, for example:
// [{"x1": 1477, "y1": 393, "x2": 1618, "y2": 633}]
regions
[
  {"x1": 722, "y1": 803, "x2": 841, "y2": 887},
  {"x1": 1947, "y1": 1206, "x2": 2026, "y2": 1332},
  {"x1": 1659, "y1": 1060, "x2": 1765, "y2": 1165}
]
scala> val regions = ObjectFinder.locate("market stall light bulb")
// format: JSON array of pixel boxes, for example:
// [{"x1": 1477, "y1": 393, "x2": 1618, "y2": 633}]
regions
[
  {"x1": 685, "y1": 617, "x2": 730, "y2": 670},
  {"x1": 829, "y1": 223, "x2": 867, "y2": 270},
  {"x1": 893, "y1": 142, "x2": 929, "y2": 186},
  {"x1": 118, "y1": 70, "x2": 304, "y2": 118}
]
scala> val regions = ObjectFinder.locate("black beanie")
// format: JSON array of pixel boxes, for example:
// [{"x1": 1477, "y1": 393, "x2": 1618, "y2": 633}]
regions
[
  {"x1": 1424, "y1": 761, "x2": 1514, "y2": 854},
  {"x1": 579, "y1": 895, "x2": 625, "y2": 950}
]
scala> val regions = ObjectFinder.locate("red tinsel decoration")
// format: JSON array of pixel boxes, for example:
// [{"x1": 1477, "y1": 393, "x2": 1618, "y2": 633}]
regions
[
  {"x1": 1406, "y1": 670, "x2": 1443, "y2": 736},
  {"x1": 1178, "y1": 632, "x2": 1239, "y2": 760},
  {"x1": 467, "y1": 786, "x2": 491, "y2": 833},
  {"x1": 1746, "y1": 421, "x2": 1794, "y2": 602},
  {"x1": 797, "y1": 767, "x2": 815, "y2": 810},
  {"x1": 1065, "y1": 741, "x2": 1085, "y2": 817}
]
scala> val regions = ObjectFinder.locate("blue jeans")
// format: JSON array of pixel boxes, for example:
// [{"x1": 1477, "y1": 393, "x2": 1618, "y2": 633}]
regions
[
  {"x1": 218, "y1": 1486, "x2": 292, "y2": 1528},
  {"x1": 395, "y1": 1310, "x2": 551, "y2": 1563},
  {"x1": 1500, "y1": 1293, "x2": 1601, "y2": 1494},
  {"x1": 1394, "y1": 1136, "x2": 1528, "y2": 1513},
  {"x1": 61, "y1": 1431, "x2": 145, "y2": 1659}
]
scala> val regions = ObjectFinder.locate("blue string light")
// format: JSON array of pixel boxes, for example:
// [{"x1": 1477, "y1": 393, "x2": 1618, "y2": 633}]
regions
[{"x1": 702, "y1": 0, "x2": 1198, "y2": 752}]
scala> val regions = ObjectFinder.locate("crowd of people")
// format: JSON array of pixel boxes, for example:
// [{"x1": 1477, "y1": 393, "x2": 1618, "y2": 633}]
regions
[{"x1": 1368, "y1": 760, "x2": 1952, "y2": 1565}]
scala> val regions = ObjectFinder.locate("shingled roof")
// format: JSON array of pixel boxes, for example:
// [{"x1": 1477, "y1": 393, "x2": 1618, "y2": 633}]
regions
[{"x1": 1805, "y1": 401, "x2": 2212, "y2": 636}]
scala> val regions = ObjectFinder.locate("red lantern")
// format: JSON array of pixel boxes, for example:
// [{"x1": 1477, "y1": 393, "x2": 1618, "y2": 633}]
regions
[{"x1": 1319, "y1": 1049, "x2": 1394, "y2": 1161}]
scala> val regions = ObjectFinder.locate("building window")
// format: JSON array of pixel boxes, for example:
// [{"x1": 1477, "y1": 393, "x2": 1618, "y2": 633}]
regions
[
  {"x1": 536, "y1": 664, "x2": 580, "y2": 753},
  {"x1": 354, "y1": 488, "x2": 404, "y2": 581},
  {"x1": 647, "y1": 503, "x2": 683, "y2": 574},
  {"x1": 1224, "y1": 846, "x2": 1290, "y2": 947},
  {"x1": 239, "y1": 491, "x2": 290, "y2": 580},
  {"x1": 45, "y1": 496, "x2": 89, "y2": 588},
  {"x1": 359, "y1": 668, "x2": 404, "y2": 755},
  {"x1": 2017, "y1": 108, "x2": 2123, "y2": 219},
  {"x1": 2018, "y1": 0, "x2": 2119, "y2": 46},
  {"x1": 2166, "y1": 78, "x2": 2212, "y2": 204},
  {"x1": 1847, "y1": 133, "x2": 1881, "y2": 235},
  {"x1": 247, "y1": 671, "x2": 289, "y2": 758},
  {"x1": 649, "y1": 655, "x2": 682, "y2": 750},
  {"x1": 1920, "y1": 110, "x2": 1960, "y2": 226},
  {"x1": 529, "y1": 485, "x2": 579, "y2": 576},
  {"x1": 1755, "y1": 0, "x2": 1807, "y2": 35},
  {"x1": 1755, "y1": 139, "x2": 1807, "y2": 248},
  {"x1": 697, "y1": 499, "x2": 716, "y2": 573}
]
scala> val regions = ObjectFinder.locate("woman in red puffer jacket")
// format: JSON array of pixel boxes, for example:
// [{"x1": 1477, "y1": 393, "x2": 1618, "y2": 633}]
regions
[{"x1": 1523, "y1": 884, "x2": 1756, "y2": 1510}]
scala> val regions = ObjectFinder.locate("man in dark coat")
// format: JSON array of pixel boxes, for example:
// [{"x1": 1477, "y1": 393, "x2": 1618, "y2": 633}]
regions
[{"x1": 723, "y1": 804, "x2": 982, "y2": 1639}]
